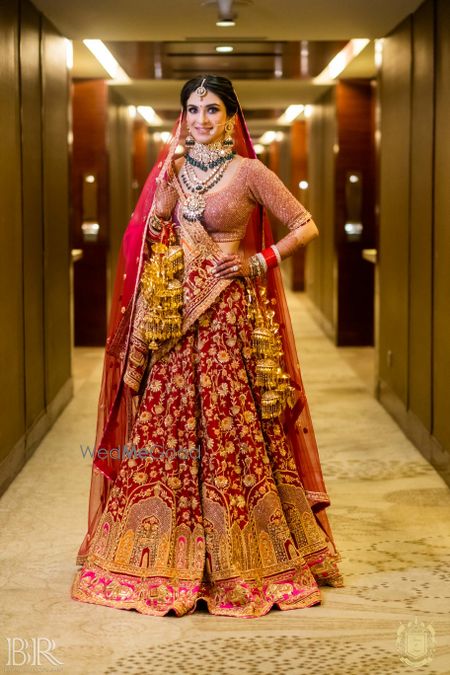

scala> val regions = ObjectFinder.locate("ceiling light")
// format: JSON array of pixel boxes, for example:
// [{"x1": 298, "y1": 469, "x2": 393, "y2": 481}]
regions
[
  {"x1": 253, "y1": 144, "x2": 265, "y2": 155},
  {"x1": 83, "y1": 39, "x2": 130, "y2": 83},
  {"x1": 259, "y1": 131, "x2": 276, "y2": 144},
  {"x1": 65, "y1": 39, "x2": 73, "y2": 70},
  {"x1": 216, "y1": 45, "x2": 234, "y2": 53},
  {"x1": 279, "y1": 104, "x2": 304, "y2": 124},
  {"x1": 216, "y1": 18, "x2": 236, "y2": 26},
  {"x1": 313, "y1": 39, "x2": 370, "y2": 84},
  {"x1": 152, "y1": 131, "x2": 172, "y2": 143},
  {"x1": 374, "y1": 39, "x2": 384, "y2": 68},
  {"x1": 136, "y1": 106, "x2": 163, "y2": 126},
  {"x1": 128, "y1": 106, "x2": 137, "y2": 119},
  {"x1": 259, "y1": 130, "x2": 284, "y2": 145},
  {"x1": 299, "y1": 180, "x2": 309, "y2": 190}
]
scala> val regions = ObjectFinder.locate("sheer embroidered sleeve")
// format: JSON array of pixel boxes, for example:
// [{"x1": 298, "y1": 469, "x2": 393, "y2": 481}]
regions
[{"x1": 246, "y1": 159, "x2": 315, "y2": 259}]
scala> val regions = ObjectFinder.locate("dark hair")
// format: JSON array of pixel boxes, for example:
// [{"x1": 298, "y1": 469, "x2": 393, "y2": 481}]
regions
[{"x1": 180, "y1": 75, "x2": 239, "y2": 117}]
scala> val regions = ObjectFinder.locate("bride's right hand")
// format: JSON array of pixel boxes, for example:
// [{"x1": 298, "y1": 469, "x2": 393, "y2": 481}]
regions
[{"x1": 154, "y1": 178, "x2": 178, "y2": 221}]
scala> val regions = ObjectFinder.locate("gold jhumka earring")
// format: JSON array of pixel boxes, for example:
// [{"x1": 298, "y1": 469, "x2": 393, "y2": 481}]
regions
[
  {"x1": 185, "y1": 128, "x2": 195, "y2": 147},
  {"x1": 223, "y1": 118, "x2": 234, "y2": 148}
]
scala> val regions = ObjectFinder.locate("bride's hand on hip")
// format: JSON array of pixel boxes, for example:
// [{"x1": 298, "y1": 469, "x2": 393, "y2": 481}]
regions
[{"x1": 212, "y1": 253, "x2": 249, "y2": 279}]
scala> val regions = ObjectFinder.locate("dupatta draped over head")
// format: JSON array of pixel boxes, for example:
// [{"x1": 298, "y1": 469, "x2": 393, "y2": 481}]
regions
[{"x1": 76, "y1": 95, "x2": 339, "y2": 565}]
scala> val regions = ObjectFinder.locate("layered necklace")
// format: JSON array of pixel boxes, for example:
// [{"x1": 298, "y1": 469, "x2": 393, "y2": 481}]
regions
[{"x1": 180, "y1": 140, "x2": 235, "y2": 222}]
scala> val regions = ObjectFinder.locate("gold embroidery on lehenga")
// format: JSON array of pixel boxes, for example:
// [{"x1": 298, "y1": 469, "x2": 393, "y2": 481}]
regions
[{"x1": 72, "y1": 280, "x2": 343, "y2": 618}]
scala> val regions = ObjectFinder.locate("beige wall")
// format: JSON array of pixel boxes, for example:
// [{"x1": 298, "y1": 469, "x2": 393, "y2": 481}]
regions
[
  {"x1": 0, "y1": 0, "x2": 71, "y2": 495},
  {"x1": 378, "y1": 0, "x2": 450, "y2": 482}
]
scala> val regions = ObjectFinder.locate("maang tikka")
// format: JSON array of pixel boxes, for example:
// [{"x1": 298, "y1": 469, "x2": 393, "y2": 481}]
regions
[
  {"x1": 185, "y1": 78, "x2": 208, "y2": 148},
  {"x1": 196, "y1": 78, "x2": 207, "y2": 97}
]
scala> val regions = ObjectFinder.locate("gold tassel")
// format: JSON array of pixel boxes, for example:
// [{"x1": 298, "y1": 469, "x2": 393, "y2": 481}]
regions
[
  {"x1": 246, "y1": 281, "x2": 296, "y2": 419},
  {"x1": 140, "y1": 224, "x2": 184, "y2": 350}
]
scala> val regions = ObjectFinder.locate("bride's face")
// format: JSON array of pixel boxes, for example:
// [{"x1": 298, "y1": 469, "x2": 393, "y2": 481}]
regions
[{"x1": 185, "y1": 90, "x2": 229, "y2": 145}]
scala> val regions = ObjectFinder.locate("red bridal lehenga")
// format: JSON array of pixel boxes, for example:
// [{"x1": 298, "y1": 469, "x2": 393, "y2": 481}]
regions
[{"x1": 71, "y1": 103, "x2": 344, "y2": 618}]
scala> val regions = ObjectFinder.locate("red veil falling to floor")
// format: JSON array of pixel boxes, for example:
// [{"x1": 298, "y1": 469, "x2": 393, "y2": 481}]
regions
[{"x1": 76, "y1": 97, "x2": 340, "y2": 566}]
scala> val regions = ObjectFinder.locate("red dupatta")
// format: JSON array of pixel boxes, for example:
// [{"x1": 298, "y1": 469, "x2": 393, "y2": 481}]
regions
[{"x1": 76, "y1": 101, "x2": 338, "y2": 565}]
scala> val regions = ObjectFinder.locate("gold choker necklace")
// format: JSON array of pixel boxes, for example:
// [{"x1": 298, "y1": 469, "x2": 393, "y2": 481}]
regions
[{"x1": 185, "y1": 140, "x2": 234, "y2": 172}]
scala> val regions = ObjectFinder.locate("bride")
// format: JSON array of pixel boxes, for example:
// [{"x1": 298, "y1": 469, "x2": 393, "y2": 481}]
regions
[{"x1": 71, "y1": 74, "x2": 344, "y2": 618}]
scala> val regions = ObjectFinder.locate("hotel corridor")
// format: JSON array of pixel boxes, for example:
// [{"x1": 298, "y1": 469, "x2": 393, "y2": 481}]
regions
[{"x1": 1, "y1": 290, "x2": 449, "y2": 673}]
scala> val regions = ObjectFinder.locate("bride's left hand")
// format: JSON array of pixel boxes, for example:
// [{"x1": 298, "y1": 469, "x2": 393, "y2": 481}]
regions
[{"x1": 212, "y1": 253, "x2": 249, "y2": 278}]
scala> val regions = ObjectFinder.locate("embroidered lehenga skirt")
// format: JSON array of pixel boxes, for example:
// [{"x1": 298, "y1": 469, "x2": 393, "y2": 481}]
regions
[{"x1": 71, "y1": 279, "x2": 343, "y2": 618}]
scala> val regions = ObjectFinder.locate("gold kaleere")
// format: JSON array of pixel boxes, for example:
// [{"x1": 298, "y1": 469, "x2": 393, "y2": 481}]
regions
[
  {"x1": 246, "y1": 281, "x2": 296, "y2": 419},
  {"x1": 140, "y1": 221, "x2": 184, "y2": 350}
]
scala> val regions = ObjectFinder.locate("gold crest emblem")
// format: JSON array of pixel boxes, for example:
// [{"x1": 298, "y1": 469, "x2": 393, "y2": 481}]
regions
[{"x1": 396, "y1": 617, "x2": 436, "y2": 668}]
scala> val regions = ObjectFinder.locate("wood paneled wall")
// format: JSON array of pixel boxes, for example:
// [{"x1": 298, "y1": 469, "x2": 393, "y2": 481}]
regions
[
  {"x1": 72, "y1": 89, "x2": 146, "y2": 338},
  {"x1": 379, "y1": 0, "x2": 450, "y2": 483},
  {"x1": 71, "y1": 80, "x2": 109, "y2": 346},
  {"x1": 108, "y1": 92, "x2": 134, "y2": 313},
  {"x1": 335, "y1": 81, "x2": 376, "y2": 345},
  {"x1": 433, "y1": 0, "x2": 450, "y2": 464},
  {"x1": 307, "y1": 84, "x2": 375, "y2": 344},
  {"x1": 290, "y1": 120, "x2": 308, "y2": 291},
  {"x1": 0, "y1": 0, "x2": 71, "y2": 495}
]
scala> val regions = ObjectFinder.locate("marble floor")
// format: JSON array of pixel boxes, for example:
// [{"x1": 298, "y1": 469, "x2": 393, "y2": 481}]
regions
[{"x1": 1, "y1": 290, "x2": 450, "y2": 674}]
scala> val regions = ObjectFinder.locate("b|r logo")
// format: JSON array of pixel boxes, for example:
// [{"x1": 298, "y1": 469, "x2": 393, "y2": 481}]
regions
[{"x1": 5, "y1": 637, "x2": 63, "y2": 667}]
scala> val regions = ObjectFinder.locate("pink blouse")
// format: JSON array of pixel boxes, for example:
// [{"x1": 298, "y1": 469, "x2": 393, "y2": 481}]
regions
[{"x1": 155, "y1": 157, "x2": 313, "y2": 259}]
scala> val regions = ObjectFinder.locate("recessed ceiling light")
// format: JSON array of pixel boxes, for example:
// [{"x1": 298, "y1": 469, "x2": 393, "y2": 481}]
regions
[
  {"x1": 136, "y1": 106, "x2": 163, "y2": 126},
  {"x1": 216, "y1": 19, "x2": 236, "y2": 26},
  {"x1": 83, "y1": 39, "x2": 130, "y2": 83},
  {"x1": 279, "y1": 104, "x2": 304, "y2": 124},
  {"x1": 216, "y1": 45, "x2": 234, "y2": 53},
  {"x1": 313, "y1": 39, "x2": 370, "y2": 84}
]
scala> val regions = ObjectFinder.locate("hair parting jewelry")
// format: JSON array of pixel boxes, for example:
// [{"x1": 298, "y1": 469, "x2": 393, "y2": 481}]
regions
[{"x1": 195, "y1": 78, "x2": 207, "y2": 97}]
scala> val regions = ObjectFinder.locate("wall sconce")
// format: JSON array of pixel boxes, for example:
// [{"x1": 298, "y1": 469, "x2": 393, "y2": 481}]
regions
[
  {"x1": 81, "y1": 172, "x2": 99, "y2": 242},
  {"x1": 344, "y1": 171, "x2": 363, "y2": 242}
]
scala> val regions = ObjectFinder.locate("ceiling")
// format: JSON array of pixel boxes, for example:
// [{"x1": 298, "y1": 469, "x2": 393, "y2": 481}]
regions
[
  {"x1": 33, "y1": 0, "x2": 424, "y2": 41},
  {"x1": 34, "y1": 0, "x2": 423, "y2": 131}
]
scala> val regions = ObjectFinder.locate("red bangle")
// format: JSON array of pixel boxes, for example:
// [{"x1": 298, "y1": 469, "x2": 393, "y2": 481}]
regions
[{"x1": 261, "y1": 247, "x2": 278, "y2": 270}]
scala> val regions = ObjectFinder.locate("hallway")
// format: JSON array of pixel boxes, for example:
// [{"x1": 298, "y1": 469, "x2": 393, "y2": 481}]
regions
[{"x1": 1, "y1": 291, "x2": 449, "y2": 674}]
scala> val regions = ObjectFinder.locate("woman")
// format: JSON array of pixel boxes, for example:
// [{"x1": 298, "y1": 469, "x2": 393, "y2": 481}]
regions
[{"x1": 71, "y1": 75, "x2": 344, "y2": 618}]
